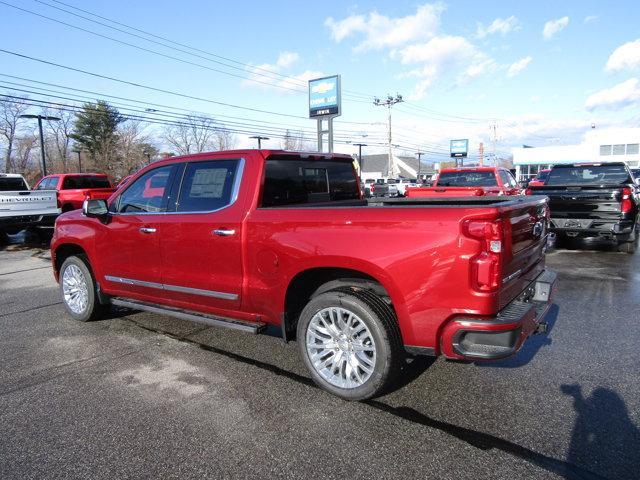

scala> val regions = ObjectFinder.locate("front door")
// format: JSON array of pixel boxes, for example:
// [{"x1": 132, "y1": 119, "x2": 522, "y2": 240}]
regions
[
  {"x1": 157, "y1": 158, "x2": 245, "y2": 312},
  {"x1": 97, "y1": 164, "x2": 179, "y2": 300}
]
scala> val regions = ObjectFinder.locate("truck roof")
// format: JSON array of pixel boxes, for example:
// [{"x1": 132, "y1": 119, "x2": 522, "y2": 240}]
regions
[
  {"x1": 439, "y1": 166, "x2": 504, "y2": 173},
  {"x1": 552, "y1": 162, "x2": 628, "y2": 168},
  {"x1": 45, "y1": 173, "x2": 109, "y2": 177},
  {"x1": 148, "y1": 149, "x2": 354, "y2": 168},
  {"x1": 0, "y1": 173, "x2": 26, "y2": 179}
]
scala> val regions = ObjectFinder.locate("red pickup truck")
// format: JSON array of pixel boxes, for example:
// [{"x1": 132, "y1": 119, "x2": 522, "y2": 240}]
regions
[
  {"x1": 51, "y1": 150, "x2": 556, "y2": 400},
  {"x1": 407, "y1": 166, "x2": 521, "y2": 197},
  {"x1": 34, "y1": 173, "x2": 116, "y2": 212}
]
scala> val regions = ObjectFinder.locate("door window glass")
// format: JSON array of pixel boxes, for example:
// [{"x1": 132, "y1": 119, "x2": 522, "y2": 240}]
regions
[
  {"x1": 113, "y1": 165, "x2": 175, "y2": 213},
  {"x1": 176, "y1": 160, "x2": 239, "y2": 212}
]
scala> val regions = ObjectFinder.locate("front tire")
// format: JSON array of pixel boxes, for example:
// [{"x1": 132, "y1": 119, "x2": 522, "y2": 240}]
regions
[
  {"x1": 60, "y1": 255, "x2": 108, "y2": 321},
  {"x1": 297, "y1": 287, "x2": 403, "y2": 401}
]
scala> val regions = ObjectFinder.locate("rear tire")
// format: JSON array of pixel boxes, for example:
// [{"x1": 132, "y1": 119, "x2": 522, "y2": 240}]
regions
[
  {"x1": 617, "y1": 225, "x2": 638, "y2": 254},
  {"x1": 60, "y1": 255, "x2": 109, "y2": 322},
  {"x1": 297, "y1": 287, "x2": 403, "y2": 401}
]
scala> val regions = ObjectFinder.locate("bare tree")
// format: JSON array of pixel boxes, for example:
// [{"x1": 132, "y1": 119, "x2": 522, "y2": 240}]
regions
[
  {"x1": 0, "y1": 94, "x2": 30, "y2": 172},
  {"x1": 42, "y1": 106, "x2": 74, "y2": 173},
  {"x1": 13, "y1": 134, "x2": 39, "y2": 182},
  {"x1": 162, "y1": 114, "x2": 236, "y2": 154},
  {"x1": 281, "y1": 129, "x2": 310, "y2": 151}
]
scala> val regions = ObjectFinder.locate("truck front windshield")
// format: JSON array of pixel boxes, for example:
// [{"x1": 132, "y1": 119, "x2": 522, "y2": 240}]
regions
[{"x1": 437, "y1": 171, "x2": 496, "y2": 187}]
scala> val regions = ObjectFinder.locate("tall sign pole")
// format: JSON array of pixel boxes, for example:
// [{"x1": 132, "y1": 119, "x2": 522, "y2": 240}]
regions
[
  {"x1": 309, "y1": 75, "x2": 341, "y2": 153},
  {"x1": 374, "y1": 94, "x2": 403, "y2": 177}
]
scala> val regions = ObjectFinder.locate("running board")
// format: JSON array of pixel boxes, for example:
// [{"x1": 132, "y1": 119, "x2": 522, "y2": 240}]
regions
[{"x1": 111, "y1": 298, "x2": 265, "y2": 334}]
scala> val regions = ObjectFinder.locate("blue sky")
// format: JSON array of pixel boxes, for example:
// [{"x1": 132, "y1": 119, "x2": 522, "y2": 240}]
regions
[{"x1": 1, "y1": 0, "x2": 639, "y2": 159}]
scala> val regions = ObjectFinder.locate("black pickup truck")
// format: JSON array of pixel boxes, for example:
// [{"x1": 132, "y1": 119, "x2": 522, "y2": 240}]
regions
[{"x1": 527, "y1": 162, "x2": 640, "y2": 253}]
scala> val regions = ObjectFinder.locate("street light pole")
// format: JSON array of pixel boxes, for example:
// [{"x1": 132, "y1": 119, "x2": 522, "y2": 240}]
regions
[
  {"x1": 250, "y1": 135, "x2": 270, "y2": 149},
  {"x1": 72, "y1": 148, "x2": 82, "y2": 172},
  {"x1": 373, "y1": 94, "x2": 403, "y2": 177},
  {"x1": 353, "y1": 143, "x2": 367, "y2": 173},
  {"x1": 416, "y1": 151, "x2": 424, "y2": 179},
  {"x1": 19, "y1": 114, "x2": 60, "y2": 177}
]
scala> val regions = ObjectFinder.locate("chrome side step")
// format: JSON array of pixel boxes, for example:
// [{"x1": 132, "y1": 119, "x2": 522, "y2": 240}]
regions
[{"x1": 111, "y1": 297, "x2": 265, "y2": 334}]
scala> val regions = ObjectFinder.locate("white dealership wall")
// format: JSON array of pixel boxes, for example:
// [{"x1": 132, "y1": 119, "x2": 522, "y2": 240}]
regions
[{"x1": 512, "y1": 127, "x2": 640, "y2": 180}]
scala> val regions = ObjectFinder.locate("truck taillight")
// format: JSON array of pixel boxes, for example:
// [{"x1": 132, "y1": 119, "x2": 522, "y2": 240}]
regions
[
  {"x1": 525, "y1": 188, "x2": 533, "y2": 195},
  {"x1": 621, "y1": 187, "x2": 632, "y2": 214},
  {"x1": 370, "y1": 184, "x2": 375, "y2": 193},
  {"x1": 463, "y1": 219, "x2": 504, "y2": 292}
]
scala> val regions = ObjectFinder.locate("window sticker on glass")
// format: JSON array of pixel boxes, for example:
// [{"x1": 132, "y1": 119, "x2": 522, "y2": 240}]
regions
[{"x1": 190, "y1": 168, "x2": 228, "y2": 198}]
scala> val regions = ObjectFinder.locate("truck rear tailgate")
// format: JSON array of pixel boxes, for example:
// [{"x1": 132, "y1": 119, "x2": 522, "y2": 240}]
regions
[
  {"x1": 498, "y1": 198, "x2": 549, "y2": 309},
  {"x1": 0, "y1": 190, "x2": 59, "y2": 218},
  {"x1": 532, "y1": 186, "x2": 625, "y2": 225}
]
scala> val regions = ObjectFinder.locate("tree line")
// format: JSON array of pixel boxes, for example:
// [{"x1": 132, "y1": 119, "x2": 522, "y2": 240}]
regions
[{"x1": 0, "y1": 94, "x2": 270, "y2": 184}]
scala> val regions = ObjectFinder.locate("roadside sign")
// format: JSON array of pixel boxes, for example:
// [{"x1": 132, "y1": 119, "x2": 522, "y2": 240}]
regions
[
  {"x1": 309, "y1": 75, "x2": 341, "y2": 118},
  {"x1": 450, "y1": 139, "x2": 468, "y2": 157}
]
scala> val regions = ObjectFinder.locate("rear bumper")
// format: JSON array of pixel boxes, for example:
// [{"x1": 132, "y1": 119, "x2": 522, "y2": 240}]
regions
[
  {"x1": 0, "y1": 213, "x2": 59, "y2": 230},
  {"x1": 440, "y1": 269, "x2": 557, "y2": 360},
  {"x1": 550, "y1": 217, "x2": 634, "y2": 238}
]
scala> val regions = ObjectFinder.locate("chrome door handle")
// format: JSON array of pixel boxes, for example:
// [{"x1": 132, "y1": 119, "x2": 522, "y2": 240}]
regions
[
  {"x1": 139, "y1": 227, "x2": 156, "y2": 234},
  {"x1": 212, "y1": 229, "x2": 236, "y2": 236}
]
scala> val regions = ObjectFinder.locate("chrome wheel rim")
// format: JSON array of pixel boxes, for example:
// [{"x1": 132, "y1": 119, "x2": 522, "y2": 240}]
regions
[
  {"x1": 306, "y1": 307, "x2": 376, "y2": 389},
  {"x1": 62, "y1": 264, "x2": 89, "y2": 315}
]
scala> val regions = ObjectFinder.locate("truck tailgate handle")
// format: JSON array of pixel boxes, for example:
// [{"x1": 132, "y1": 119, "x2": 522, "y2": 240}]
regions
[
  {"x1": 213, "y1": 229, "x2": 236, "y2": 236},
  {"x1": 139, "y1": 227, "x2": 156, "y2": 234}
]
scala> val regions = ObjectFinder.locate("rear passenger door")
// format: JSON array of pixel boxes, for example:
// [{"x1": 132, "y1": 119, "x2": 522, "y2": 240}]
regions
[{"x1": 157, "y1": 158, "x2": 245, "y2": 312}]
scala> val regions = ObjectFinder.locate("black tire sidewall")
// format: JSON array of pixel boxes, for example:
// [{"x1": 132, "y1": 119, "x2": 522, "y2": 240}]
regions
[
  {"x1": 60, "y1": 256, "x2": 98, "y2": 322},
  {"x1": 296, "y1": 290, "x2": 394, "y2": 401}
]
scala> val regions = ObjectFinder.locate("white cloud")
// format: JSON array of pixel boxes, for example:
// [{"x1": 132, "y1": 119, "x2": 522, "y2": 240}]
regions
[
  {"x1": 605, "y1": 39, "x2": 640, "y2": 72},
  {"x1": 242, "y1": 52, "x2": 321, "y2": 93},
  {"x1": 542, "y1": 16, "x2": 569, "y2": 39},
  {"x1": 584, "y1": 15, "x2": 598, "y2": 24},
  {"x1": 324, "y1": 3, "x2": 444, "y2": 51},
  {"x1": 507, "y1": 56, "x2": 532, "y2": 77},
  {"x1": 397, "y1": 35, "x2": 473, "y2": 64},
  {"x1": 585, "y1": 78, "x2": 640, "y2": 110},
  {"x1": 275, "y1": 52, "x2": 299, "y2": 69},
  {"x1": 476, "y1": 16, "x2": 520, "y2": 39}
]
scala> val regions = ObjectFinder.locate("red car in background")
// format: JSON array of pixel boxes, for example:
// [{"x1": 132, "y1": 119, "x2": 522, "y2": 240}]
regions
[
  {"x1": 34, "y1": 173, "x2": 116, "y2": 212},
  {"x1": 527, "y1": 169, "x2": 551, "y2": 187},
  {"x1": 407, "y1": 166, "x2": 521, "y2": 197}
]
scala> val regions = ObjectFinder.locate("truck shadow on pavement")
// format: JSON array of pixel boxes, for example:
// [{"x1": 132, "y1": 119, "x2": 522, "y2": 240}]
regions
[
  {"x1": 126, "y1": 314, "x2": 608, "y2": 480},
  {"x1": 475, "y1": 304, "x2": 560, "y2": 369},
  {"x1": 561, "y1": 384, "x2": 640, "y2": 480}
]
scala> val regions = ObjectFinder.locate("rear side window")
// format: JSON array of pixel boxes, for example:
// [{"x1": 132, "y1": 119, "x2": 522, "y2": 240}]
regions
[
  {"x1": 0, "y1": 177, "x2": 28, "y2": 191},
  {"x1": 546, "y1": 165, "x2": 632, "y2": 186},
  {"x1": 176, "y1": 160, "x2": 240, "y2": 212},
  {"x1": 62, "y1": 176, "x2": 111, "y2": 189},
  {"x1": 261, "y1": 158, "x2": 359, "y2": 207},
  {"x1": 437, "y1": 171, "x2": 497, "y2": 187}
]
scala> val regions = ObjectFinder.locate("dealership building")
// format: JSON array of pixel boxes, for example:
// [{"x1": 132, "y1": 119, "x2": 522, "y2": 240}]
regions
[{"x1": 512, "y1": 127, "x2": 640, "y2": 181}]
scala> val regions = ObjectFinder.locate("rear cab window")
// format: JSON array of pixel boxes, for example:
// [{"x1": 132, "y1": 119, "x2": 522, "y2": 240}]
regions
[
  {"x1": 546, "y1": 165, "x2": 632, "y2": 186},
  {"x1": 62, "y1": 175, "x2": 111, "y2": 189},
  {"x1": 261, "y1": 156, "x2": 360, "y2": 207},
  {"x1": 0, "y1": 177, "x2": 29, "y2": 191},
  {"x1": 437, "y1": 171, "x2": 497, "y2": 187}
]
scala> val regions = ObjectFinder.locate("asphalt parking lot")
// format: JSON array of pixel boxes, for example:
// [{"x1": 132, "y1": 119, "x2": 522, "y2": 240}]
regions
[{"x1": 1, "y1": 242, "x2": 638, "y2": 480}]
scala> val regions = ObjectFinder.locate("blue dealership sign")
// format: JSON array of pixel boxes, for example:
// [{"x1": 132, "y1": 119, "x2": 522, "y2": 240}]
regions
[
  {"x1": 309, "y1": 75, "x2": 341, "y2": 118},
  {"x1": 450, "y1": 139, "x2": 468, "y2": 157}
]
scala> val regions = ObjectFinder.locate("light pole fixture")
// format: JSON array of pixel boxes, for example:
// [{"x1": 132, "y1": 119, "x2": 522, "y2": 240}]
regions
[
  {"x1": 250, "y1": 135, "x2": 269, "y2": 149},
  {"x1": 72, "y1": 147, "x2": 83, "y2": 172},
  {"x1": 353, "y1": 143, "x2": 367, "y2": 173},
  {"x1": 19, "y1": 114, "x2": 60, "y2": 177}
]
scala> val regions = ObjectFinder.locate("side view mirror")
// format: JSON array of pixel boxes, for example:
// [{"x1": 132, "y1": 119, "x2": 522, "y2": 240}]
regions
[{"x1": 82, "y1": 198, "x2": 109, "y2": 219}]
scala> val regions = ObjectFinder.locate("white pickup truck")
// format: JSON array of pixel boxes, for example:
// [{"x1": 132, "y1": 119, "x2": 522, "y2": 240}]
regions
[{"x1": 0, "y1": 173, "x2": 59, "y2": 242}]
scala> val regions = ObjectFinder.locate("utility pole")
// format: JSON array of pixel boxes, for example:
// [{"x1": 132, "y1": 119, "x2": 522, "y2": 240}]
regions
[
  {"x1": 490, "y1": 121, "x2": 498, "y2": 166},
  {"x1": 416, "y1": 151, "x2": 424, "y2": 179},
  {"x1": 353, "y1": 143, "x2": 367, "y2": 174},
  {"x1": 250, "y1": 135, "x2": 269, "y2": 149},
  {"x1": 374, "y1": 94, "x2": 403, "y2": 177},
  {"x1": 479, "y1": 142, "x2": 484, "y2": 166},
  {"x1": 72, "y1": 148, "x2": 82, "y2": 172},
  {"x1": 19, "y1": 114, "x2": 60, "y2": 177}
]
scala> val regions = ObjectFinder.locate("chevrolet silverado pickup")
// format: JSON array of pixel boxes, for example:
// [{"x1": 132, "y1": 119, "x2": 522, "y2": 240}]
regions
[
  {"x1": 407, "y1": 166, "x2": 521, "y2": 198},
  {"x1": 34, "y1": 173, "x2": 115, "y2": 212},
  {"x1": 51, "y1": 150, "x2": 556, "y2": 400},
  {"x1": 0, "y1": 173, "x2": 59, "y2": 242},
  {"x1": 527, "y1": 162, "x2": 639, "y2": 253}
]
